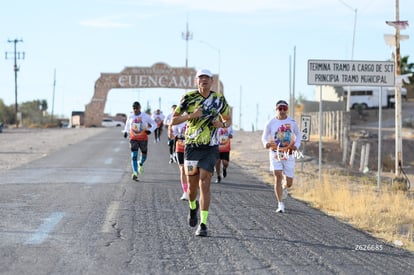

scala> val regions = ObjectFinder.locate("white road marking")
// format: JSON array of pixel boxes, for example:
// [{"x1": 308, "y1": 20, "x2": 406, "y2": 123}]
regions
[{"x1": 25, "y1": 212, "x2": 65, "y2": 245}]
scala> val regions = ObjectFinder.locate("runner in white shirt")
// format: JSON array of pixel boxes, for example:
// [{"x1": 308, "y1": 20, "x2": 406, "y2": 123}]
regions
[
  {"x1": 164, "y1": 105, "x2": 177, "y2": 163},
  {"x1": 261, "y1": 100, "x2": 302, "y2": 213},
  {"x1": 169, "y1": 121, "x2": 188, "y2": 200},
  {"x1": 123, "y1": 101, "x2": 157, "y2": 181},
  {"x1": 152, "y1": 109, "x2": 165, "y2": 143},
  {"x1": 215, "y1": 126, "x2": 234, "y2": 183}
]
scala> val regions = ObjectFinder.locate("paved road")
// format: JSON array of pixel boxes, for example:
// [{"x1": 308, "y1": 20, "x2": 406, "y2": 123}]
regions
[{"x1": 0, "y1": 128, "x2": 413, "y2": 274}]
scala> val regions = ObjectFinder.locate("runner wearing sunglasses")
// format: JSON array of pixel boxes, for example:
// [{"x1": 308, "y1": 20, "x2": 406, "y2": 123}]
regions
[{"x1": 261, "y1": 100, "x2": 302, "y2": 213}]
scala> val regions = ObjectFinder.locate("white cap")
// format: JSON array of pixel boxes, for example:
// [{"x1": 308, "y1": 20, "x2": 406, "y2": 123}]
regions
[
  {"x1": 276, "y1": 100, "x2": 288, "y2": 108},
  {"x1": 196, "y1": 69, "x2": 213, "y2": 78}
]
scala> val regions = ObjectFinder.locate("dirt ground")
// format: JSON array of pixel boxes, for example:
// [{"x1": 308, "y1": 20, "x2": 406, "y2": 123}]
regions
[
  {"x1": 0, "y1": 128, "x2": 107, "y2": 172},
  {"x1": 305, "y1": 105, "x2": 414, "y2": 180}
]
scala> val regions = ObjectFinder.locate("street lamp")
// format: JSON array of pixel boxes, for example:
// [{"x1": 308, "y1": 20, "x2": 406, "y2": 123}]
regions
[{"x1": 199, "y1": 40, "x2": 221, "y2": 93}]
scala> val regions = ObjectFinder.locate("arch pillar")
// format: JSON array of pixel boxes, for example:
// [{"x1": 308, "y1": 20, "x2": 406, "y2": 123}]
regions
[{"x1": 84, "y1": 63, "x2": 223, "y2": 127}]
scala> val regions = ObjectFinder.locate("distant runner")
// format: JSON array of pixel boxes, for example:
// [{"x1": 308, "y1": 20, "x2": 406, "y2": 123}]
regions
[
  {"x1": 215, "y1": 125, "x2": 234, "y2": 183},
  {"x1": 164, "y1": 105, "x2": 178, "y2": 163},
  {"x1": 169, "y1": 121, "x2": 188, "y2": 201},
  {"x1": 152, "y1": 109, "x2": 165, "y2": 143},
  {"x1": 123, "y1": 101, "x2": 157, "y2": 181}
]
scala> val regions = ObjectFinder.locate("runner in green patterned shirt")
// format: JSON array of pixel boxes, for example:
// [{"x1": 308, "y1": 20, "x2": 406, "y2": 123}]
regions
[{"x1": 171, "y1": 68, "x2": 232, "y2": 237}]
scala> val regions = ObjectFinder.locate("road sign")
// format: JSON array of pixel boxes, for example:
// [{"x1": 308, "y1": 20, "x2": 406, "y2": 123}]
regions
[
  {"x1": 301, "y1": 115, "x2": 311, "y2": 142},
  {"x1": 307, "y1": 59, "x2": 395, "y2": 87}
]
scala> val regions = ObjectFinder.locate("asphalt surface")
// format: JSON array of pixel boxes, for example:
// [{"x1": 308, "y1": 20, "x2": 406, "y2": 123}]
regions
[{"x1": 0, "y1": 128, "x2": 413, "y2": 274}]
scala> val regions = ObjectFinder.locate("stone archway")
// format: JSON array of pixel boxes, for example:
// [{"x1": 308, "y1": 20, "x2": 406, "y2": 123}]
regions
[{"x1": 84, "y1": 62, "x2": 223, "y2": 127}]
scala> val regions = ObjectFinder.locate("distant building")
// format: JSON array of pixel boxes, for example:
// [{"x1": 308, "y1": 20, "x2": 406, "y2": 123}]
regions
[{"x1": 71, "y1": 111, "x2": 84, "y2": 128}]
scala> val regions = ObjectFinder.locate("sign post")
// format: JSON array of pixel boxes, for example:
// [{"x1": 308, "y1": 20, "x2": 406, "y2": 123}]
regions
[
  {"x1": 300, "y1": 115, "x2": 311, "y2": 172},
  {"x1": 300, "y1": 115, "x2": 311, "y2": 142},
  {"x1": 307, "y1": 59, "x2": 395, "y2": 183},
  {"x1": 308, "y1": 60, "x2": 395, "y2": 87}
]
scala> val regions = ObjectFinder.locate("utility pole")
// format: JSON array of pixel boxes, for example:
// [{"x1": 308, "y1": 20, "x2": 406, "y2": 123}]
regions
[
  {"x1": 386, "y1": 0, "x2": 408, "y2": 177},
  {"x1": 239, "y1": 86, "x2": 242, "y2": 130},
  {"x1": 292, "y1": 46, "x2": 296, "y2": 118},
  {"x1": 289, "y1": 54, "x2": 292, "y2": 116},
  {"x1": 181, "y1": 16, "x2": 193, "y2": 68},
  {"x1": 255, "y1": 103, "x2": 259, "y2": 132},
  {"x1": 51, "y1": 69, "x2": 56, "y2": 123},
  {"x1": 5, "y1": 38, "x2": 25, "y2": 127},
  {"x1": 394, "y1": 0, "x2": 402, "y2": 178}
]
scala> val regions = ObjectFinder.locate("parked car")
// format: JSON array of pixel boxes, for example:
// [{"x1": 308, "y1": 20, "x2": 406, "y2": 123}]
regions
[{"x1": 101, "y1": 118, "x2": 125, "y2": 127}]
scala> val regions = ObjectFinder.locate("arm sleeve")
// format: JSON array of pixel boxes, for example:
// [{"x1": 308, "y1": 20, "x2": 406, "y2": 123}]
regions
[
  {"x1": 164, "y1": 114, "x2": 171, "y2": 125},
  {"x1": 171, "y1": 125, "x2": 178, "y2": 137},
  {"x1": 148, "y1": 116, "x2": 158, "y2": 133},
  {"x1": 228, "y1": 126, "x2": 234, "y2": 136},
  {"x1": 261, "y1": 123, "x2": 270, "y2": 148},
  {"x1": 123, "y1": 118, "x2": 130, "y2": 133}
]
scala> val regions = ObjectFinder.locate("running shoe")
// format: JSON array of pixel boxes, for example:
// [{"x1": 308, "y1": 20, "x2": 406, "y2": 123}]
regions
[
  {"x1": 195, "y1": 223, "x2": 208, "y2": 237},
  {"x1": 138, "y1": 164, "x2": 144, "y2": 174},
  {"x1": 276, "y1": 202, "x2": 285, "y2": 213},
  {"x1": 188, "y1": 200, "x2": 199, "y2": 227},
  {"x1": 132, "y1": 172, "x2": 138, "y2": 181},
  {"x1": 215, "y1": 176, "x2": 221, "y2": 183},
  {"x1": 180, "y1": 192, "x2": 189, "y2": 201},
  {"x1": 223, "y1": 167, "x2": 227, "y2": 178}
]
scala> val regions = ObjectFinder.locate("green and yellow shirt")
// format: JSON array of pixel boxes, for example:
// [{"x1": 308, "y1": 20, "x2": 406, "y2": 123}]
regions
[{"x1": 176, "y1": 90, "x2": 230, "y2": 146}]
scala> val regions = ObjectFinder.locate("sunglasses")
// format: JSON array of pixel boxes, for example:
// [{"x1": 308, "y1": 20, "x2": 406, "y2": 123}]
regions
[{"x1": 277, "y1": 106, "x2": 288, "y2": 111}]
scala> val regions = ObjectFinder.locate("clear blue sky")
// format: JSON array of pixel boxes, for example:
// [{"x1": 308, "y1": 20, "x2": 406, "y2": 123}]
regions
[{"x1": 1, "y1": 0, "x2": 413, "y2": 130}]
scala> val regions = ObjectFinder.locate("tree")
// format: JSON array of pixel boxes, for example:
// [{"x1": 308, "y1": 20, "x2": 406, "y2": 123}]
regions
[
  {"x1": 296, "y1": 92, "x2": 307, "y2": 104},
  {"x1": 400, "y1": 55, "x2": 414, "y2": 98},
  {"x1": 20, "y1": 99, "x2": 49, "y2": 125},
  {"x1": 400, "y1": 55, "x2": 414, "y2": 83},
  {"x1": 0, "y1": 99, "x2": 15, "y2": 124}
]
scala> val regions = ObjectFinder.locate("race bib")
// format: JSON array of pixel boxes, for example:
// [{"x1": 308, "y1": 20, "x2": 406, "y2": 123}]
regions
[{"x1": 184, "y1": 160, "x2": 199, "y2": 176}]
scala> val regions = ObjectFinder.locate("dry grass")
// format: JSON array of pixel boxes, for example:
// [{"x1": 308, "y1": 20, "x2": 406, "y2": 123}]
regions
[
  {"x1": 230, "y1": 130, "x2": 414, "y2": 252},
  {"x1": 292, "y1": 171, "x2": 414, "y2": 251}
]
